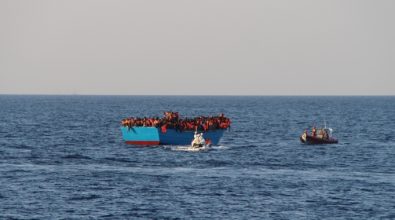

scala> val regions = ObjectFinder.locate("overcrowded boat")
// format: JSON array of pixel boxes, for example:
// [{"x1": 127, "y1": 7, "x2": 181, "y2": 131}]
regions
[{"x1": 120, "y1": 112, "x2": 231, "y2": 146}]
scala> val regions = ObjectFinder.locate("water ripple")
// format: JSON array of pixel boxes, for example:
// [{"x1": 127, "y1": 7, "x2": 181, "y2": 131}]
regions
[{"x1": 1, "y1": 95, "x2": 394, "y2": 219}]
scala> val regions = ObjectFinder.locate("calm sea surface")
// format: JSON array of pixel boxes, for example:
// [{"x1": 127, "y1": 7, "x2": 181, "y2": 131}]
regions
[{"x1": 0, "y1": 96, "x2": 394, "y2": 219}]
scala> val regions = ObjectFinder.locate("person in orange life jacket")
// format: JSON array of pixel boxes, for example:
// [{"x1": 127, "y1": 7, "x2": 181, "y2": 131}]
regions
[{"x1": 161, "y1": 124, "x2": 167, "y2": 133}]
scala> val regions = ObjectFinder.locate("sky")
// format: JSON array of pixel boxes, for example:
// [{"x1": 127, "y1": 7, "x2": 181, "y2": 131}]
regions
[{"x1": 0, "y1": 0, "x2": 394, "y2": 95}]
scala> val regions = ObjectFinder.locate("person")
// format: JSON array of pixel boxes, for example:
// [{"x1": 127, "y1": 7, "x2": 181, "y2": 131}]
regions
[
  {"x1": 323, "y1": 129, "x2": 328, "y2": 140},
  {"x1": 312, "y1": 127, "x2": 316, "y2": 137},
  {"x1": 191, "y1": 132, "x2": 205, "y2": 148},
  {"x1": 198, "y1": 133, "x2": 206, "y2": 146},
  {"x1": 191, "y1": 132, "x2": 200, "y2": 148},
  {"x1": 318, "y1": 129, "x2": 323, "y2": 136},
  {"x1": 302, "y1": 129, "x2": 308, "y2": 141}
]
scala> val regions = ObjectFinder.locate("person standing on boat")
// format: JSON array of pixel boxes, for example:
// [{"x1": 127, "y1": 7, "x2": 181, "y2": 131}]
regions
[
  {"x1": 302, "y1": 129, "x2": 308, "y2": 141},
  {"x1": 312, "y1": 127, "x2": 316, "y2": 137},
  {"x1": 192, "y1": 132, "x2": 200, "y2": 148},
  {"x1": 198, "y1": 133, "x2": 206, "y2": 146},
  {"x1": 323, "y1": 129, "x2": 328, "y2": 140}
]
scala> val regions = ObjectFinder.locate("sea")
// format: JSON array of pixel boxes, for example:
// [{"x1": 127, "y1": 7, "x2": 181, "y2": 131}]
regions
[{"x1": 0, "y1": 95, "x2": 394, "y2": 219}]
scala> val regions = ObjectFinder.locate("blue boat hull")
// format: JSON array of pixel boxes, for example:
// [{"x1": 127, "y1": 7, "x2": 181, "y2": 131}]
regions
[{"x1": 121, "y1": 127, "x2": 225, "y2": 145}]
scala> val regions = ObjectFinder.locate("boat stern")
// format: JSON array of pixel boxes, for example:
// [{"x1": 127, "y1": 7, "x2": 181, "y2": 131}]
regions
[{"x1": 121, "y1": 127, "x2": 160, "y2": 145}]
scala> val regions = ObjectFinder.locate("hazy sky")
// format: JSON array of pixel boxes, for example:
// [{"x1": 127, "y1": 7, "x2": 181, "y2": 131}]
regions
[{"x1": 0, "y1": 0, "x2": 394, "y2": 95}]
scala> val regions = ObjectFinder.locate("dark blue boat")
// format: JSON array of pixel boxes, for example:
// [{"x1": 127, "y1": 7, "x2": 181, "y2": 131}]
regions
[{"x1": 121, "y1": 127, "x2": 225, "y2": 146}]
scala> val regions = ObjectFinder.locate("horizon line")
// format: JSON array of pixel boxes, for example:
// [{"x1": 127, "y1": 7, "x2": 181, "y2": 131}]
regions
[{"x1": 0, "y1": 93, "x2": 394, "y2": 97}]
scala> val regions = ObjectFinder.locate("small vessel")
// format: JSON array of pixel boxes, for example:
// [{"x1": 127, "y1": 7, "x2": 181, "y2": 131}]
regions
[
  {"x1": 300, "y1": 126, "x2": 338, "y2": 145},
  {"x1": 167, "y1": 133, "x2": 212, "y2": 152},
  {"x1": 190, "y1": 132, "x2": 211, "y2": 148}
]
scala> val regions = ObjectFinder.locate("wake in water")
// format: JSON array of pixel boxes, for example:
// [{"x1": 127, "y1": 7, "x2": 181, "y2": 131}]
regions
[
  {"x1": 164, "y1": 145, "x2": 229, "y2": 152},
  {"x1": 211, "y1": 145, "x2": 229, "y2": 150},
  {"x1": 164, "y1": 145, "x2": 209, "y2": 152}
]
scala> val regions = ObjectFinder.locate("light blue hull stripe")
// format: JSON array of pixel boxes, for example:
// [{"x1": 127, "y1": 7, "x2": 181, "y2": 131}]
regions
[{"x1": 121, "y1": 127, "x2": 224, "y2": 145}]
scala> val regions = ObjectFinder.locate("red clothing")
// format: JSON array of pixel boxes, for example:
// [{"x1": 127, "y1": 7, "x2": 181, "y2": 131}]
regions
[{"x1": 161, "y1": 125, "x2": 167, "y2": 133}]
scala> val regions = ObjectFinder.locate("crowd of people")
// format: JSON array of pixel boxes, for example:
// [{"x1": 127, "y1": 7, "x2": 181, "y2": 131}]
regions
[{"x1": 121, "y1": 112, "x2": 231, "y2": 132}]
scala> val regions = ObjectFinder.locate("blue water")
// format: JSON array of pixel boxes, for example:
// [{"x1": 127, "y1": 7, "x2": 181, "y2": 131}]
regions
[{"x1": 1, "y1": 96, "x2": 394, "y2": 219}]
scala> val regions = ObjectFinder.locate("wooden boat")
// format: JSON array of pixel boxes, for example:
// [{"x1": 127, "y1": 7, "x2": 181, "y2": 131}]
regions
[
  {"x1": 120, "y1": 112, "x2": 229, "y2": 146},
  {"x1": 300, "y1": 127, "x2": 338, "y2": 145},
  {"x1": 121, "y1": 127, "x2": 223, "y2": 145}
]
